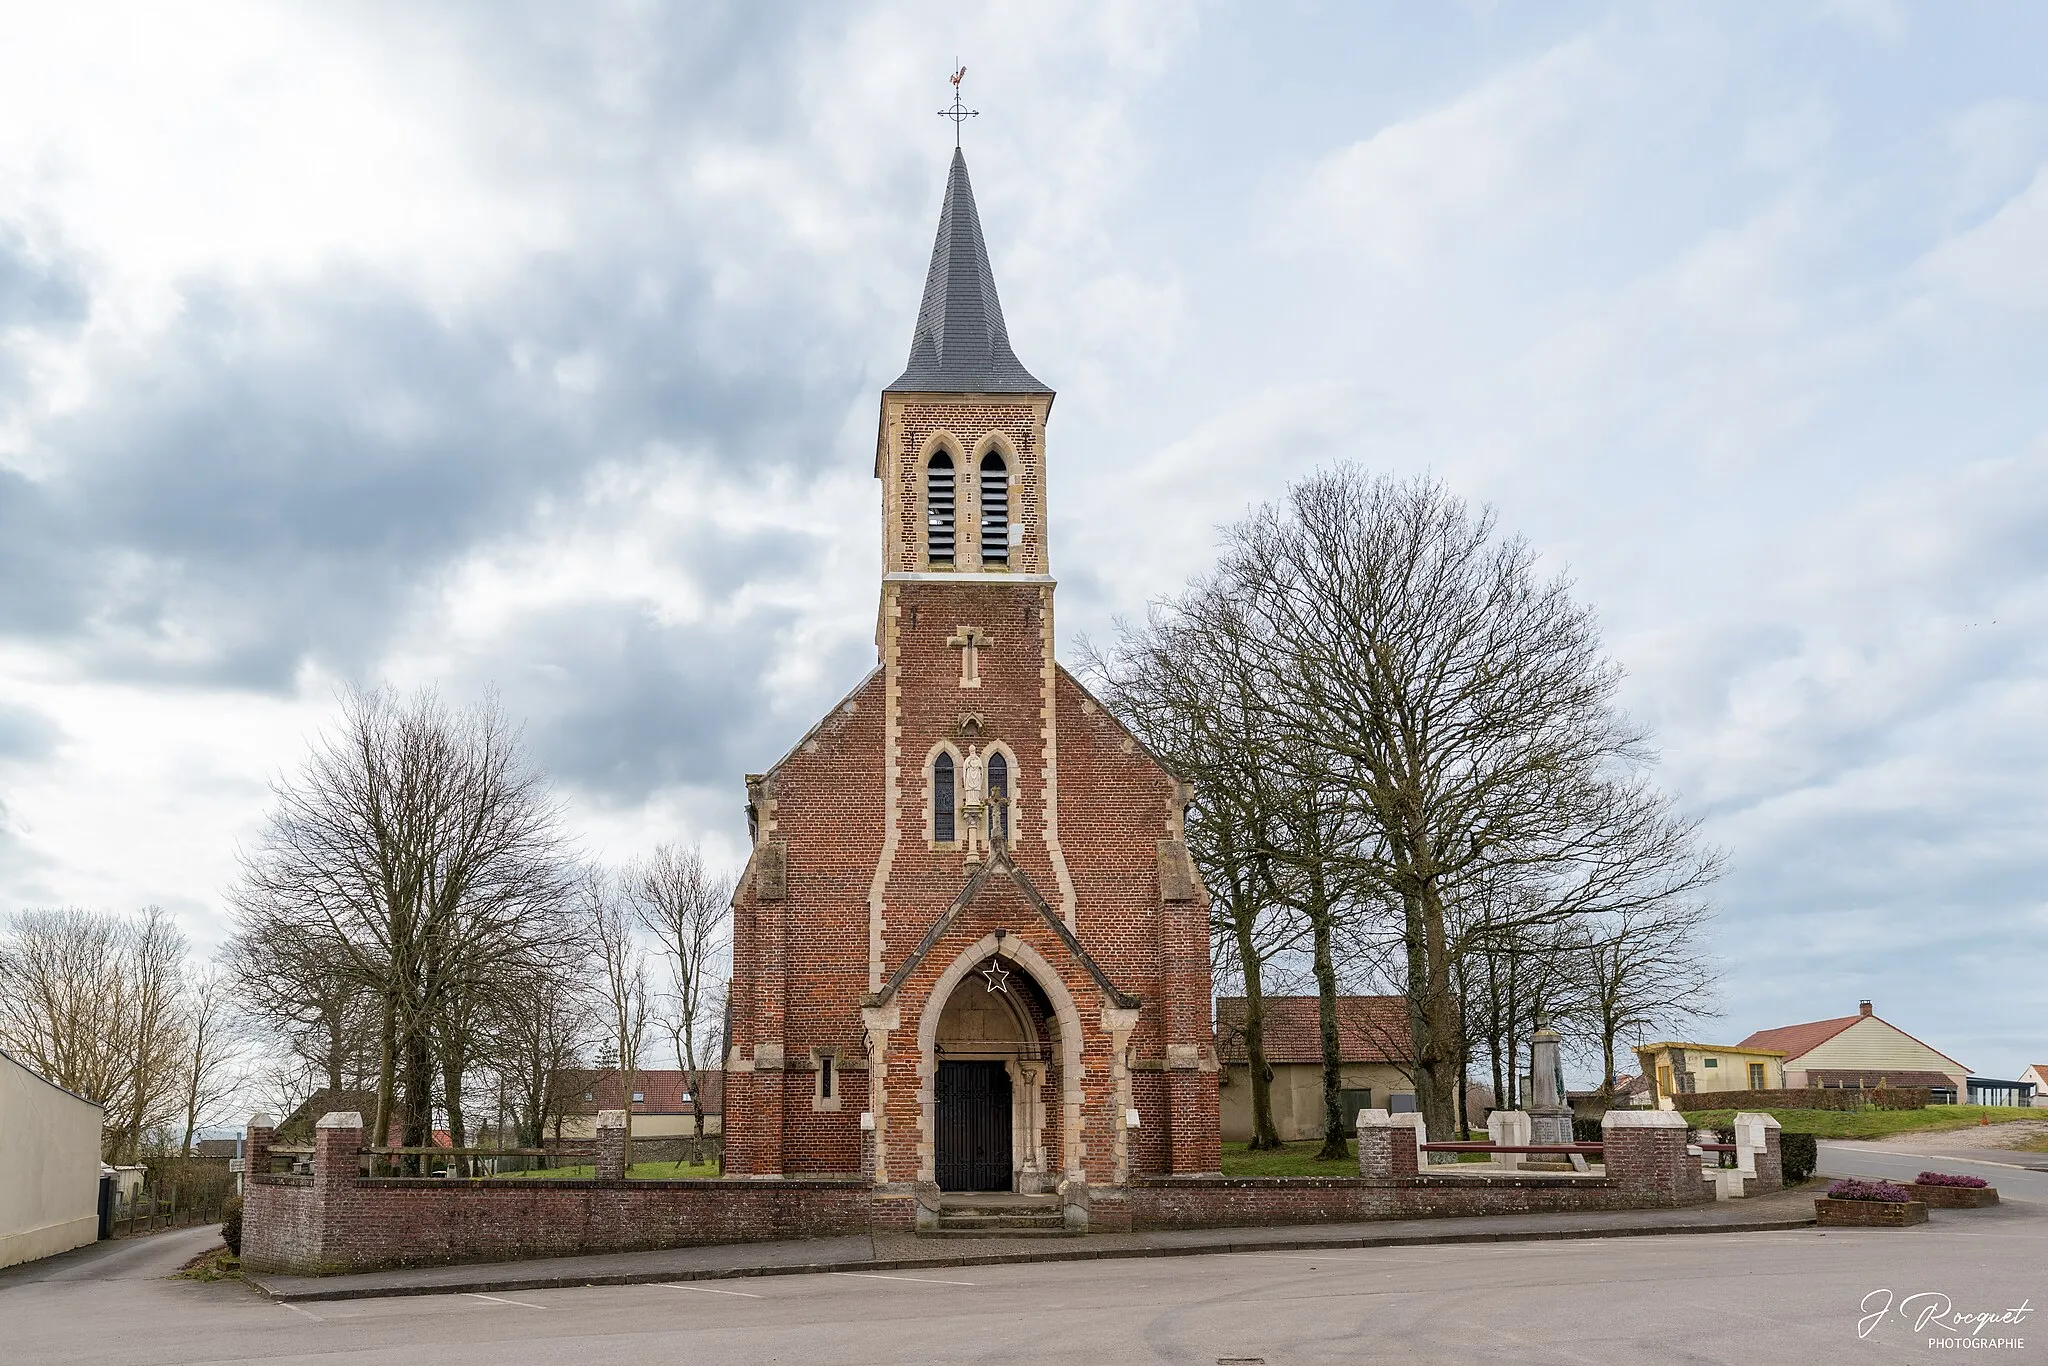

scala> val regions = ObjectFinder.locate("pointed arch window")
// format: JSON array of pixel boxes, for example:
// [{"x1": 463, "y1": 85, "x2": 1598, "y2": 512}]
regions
[
  {"x1": 987, "y1": 751, "x2": 1009, "y2": 845},
  {"x1": 979, "y1": 452, "x2": 1009, "y2": 566},
  {"x1": 926, "y1": 452, "x2": 956, "y2": 564},
  {"x1": 933, "y1": 752, "x2": 956, "y2": 843}
]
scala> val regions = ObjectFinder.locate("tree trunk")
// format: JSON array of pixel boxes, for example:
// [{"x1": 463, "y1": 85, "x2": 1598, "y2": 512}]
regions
[
  {"x1": 1308, "y1": 865, "x2": 1347, "y2": 1161},
  {"x1": 1231, "y1": 893, "x2": 1282, "y2": 1150},
  {"x1": 180, "y1": 1030, "x2": 202, "y2": 1160},
  {"x1": 1406, "y1": 882, "x2": 1461, "y2": 1143},
  {"x1": 440, "y1": 1050, "x2": 469, "y2": 1179},
  {"x1": 372, "y1": 990, "x2": 398, "y2": 1177},
  {"x1": 402, "y1": 1024, "x2": 433, "y2": 1176}
]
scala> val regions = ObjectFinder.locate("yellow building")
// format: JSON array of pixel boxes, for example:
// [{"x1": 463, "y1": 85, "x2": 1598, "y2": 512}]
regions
[{"x1": 1635, "y1": 1041, "x2": 1785, "y2": 1107}]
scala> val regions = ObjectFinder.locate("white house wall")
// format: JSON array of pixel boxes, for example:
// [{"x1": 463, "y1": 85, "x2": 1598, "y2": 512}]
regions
[
  {"x1": 1785, "y1": 1017, "x2": 1969, "y2": 1093},
  {"x1": 0, "y1": 1051, "x2": 103, "y2": 1269}
]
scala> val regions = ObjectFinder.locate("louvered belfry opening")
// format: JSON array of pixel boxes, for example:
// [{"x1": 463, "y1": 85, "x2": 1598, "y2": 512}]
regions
[
  {"x1": 979, "y1": 452, "x2": 1009, "y2": 566},
  {"x1": 926, "y1": 452, "x2": 956, "y2": 564}
]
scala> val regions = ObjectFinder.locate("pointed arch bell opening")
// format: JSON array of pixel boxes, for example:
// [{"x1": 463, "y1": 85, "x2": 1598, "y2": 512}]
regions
[
  {"x1": 926, "y1": 451, "x2": 957, "y2": 565},
  {"x1": 979, "y1": 451, "x2": 1009, "y2": 566}
]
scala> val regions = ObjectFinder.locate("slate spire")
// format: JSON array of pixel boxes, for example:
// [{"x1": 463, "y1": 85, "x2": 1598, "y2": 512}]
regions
[{"x1": 886, "y1": 149, "x2": 1049, "y2": 395}]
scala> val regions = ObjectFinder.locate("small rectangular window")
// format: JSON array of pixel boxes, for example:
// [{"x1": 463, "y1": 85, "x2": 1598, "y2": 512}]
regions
[
  {"x1": 1748, "y1": 1063, "x2": 1767, "y2": 1089},
  {"x1": 820, "y1": 1055, "x2": 833, "y2": 1100},
  {"x1": 632, "y1": 1091, "x2": 644, "y2": 1102},
  {"x1": 1703, "y1": 1057, "x2": 1718, "y2": 1068}
]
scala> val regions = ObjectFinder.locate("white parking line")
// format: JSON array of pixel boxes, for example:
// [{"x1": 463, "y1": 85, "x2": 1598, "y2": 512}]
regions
[
  {"x1": 277, "y1": 1302, "x2": 323, "y2": 1321},
  {"x1": 830, "y1": 1271, "x2": 976, "y2": 1286},
  {"x1": 467, "y1": 1292, "x2": 547, "y2": 1309},
  {"x1": 659, "y1": 1282, "x2": 763, "y2": 1298}
]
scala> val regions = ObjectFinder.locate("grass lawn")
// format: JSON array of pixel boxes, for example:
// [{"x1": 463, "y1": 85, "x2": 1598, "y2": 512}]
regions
[
  {"x1": 1677, "y1": 1105, "x2": 2023, "y2": 1140},
  {"x1": 481, "y1": 1159, "x2": 721, "y2": 1180},
  {"x1": 1221, "y1": 1141, "x2": 1360, "y2": 1177}
]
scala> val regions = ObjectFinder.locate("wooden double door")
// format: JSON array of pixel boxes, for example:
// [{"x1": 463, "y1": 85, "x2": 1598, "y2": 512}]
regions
[{"x1": 936, "y1": 1060, "x2": 1013, "y2": 1192}]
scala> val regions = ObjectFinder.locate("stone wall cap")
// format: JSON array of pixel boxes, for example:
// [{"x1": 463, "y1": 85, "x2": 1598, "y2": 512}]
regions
[
  {"x1": 248, "y1": 1112, "x2": 275, "y2": 1128},
  {"x1": 315, "y1": 1111, "x2": 364, "y2": 1129},
  {"x1": 1601, "y1": 1109, "x2": 1689, "y2": 1129},
  {"x1": 1733, "y1": 1111, "x2": 1783, "y2": 1128}
]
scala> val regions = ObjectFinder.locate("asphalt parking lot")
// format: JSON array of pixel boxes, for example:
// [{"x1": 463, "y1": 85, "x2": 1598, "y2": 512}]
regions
[{"x1": 3, "y1": 1196, "x2": 2040, "y2": 1365}]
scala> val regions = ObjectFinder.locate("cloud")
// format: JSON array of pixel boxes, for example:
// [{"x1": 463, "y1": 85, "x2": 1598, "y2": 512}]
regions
[
  {"x1": 1289, "y1": 36, "x2": 1623, "y2": 270},
  {"x1": 0, "y1": 2, "x2": 2044, "y2": 1080}
]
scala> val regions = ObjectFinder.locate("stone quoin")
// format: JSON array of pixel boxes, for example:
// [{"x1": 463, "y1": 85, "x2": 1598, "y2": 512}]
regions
[{"x1": 721, "y1": 147, "x2": 1222, "y2": 1211}]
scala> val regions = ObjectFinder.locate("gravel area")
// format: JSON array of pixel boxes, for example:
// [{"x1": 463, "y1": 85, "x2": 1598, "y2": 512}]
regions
[{"x1": 1846, "y1": 1118, "x2": 2048, "y2": 1155}]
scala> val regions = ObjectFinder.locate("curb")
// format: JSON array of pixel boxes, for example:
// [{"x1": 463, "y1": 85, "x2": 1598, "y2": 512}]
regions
[{"x1": 246, "y1": 1213, "x2": 1818, "y2": 1303}]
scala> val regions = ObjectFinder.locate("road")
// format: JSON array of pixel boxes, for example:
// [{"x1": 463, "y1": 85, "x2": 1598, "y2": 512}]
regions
[
  {"x1": 1821, "y1": 1141, "x2": 2048, "y2": 1201},
  {"x1": 2, "y1": 1206, "x2": 2041, "y2": 1364}
]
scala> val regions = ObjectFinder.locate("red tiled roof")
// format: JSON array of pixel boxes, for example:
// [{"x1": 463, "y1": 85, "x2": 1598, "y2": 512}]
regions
[
  {"x1": 563, "y1": 1069, "x2": 724, "y2": 1115},
  {"x1": 1736, "y1": 1015, "x2": 1863, "y2": 1060},
  {"x1": 1215, "y1": 996, "x2": 1412, "y2": 1065}
]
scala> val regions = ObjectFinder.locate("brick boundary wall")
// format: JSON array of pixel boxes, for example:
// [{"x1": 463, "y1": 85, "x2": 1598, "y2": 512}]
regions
[
  {"x1": 244, "y1": 1110, "x2": 1713, "y2": 1273},
  {"x1": 1674, "y1": 1087, "x2": 1931, "y2": 1112},
  {"x1": 1127, "y1": 1110, "x2": 1712, "y2": 1231},
  {"x1": 242, "y1": 1114, "x2": 869, "y2": 1276}
]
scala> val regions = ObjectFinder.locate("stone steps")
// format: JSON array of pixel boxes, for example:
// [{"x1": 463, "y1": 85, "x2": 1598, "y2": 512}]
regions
[
  {"x1": 935, "y1": 1212, "x2": 1067, "y2": 1230},
  {"x1": 921, "y1": 1224, "x2": 1086, "y2": 1238},
  {"x1": 927, "y1": 1192, "x2": 1070, "y2": 1236}
]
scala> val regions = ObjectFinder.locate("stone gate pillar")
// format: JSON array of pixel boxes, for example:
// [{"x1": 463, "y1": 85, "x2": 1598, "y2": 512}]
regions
[{"x1": 1601, "y1": 1109, "x2": 1706, "y2": 1206}]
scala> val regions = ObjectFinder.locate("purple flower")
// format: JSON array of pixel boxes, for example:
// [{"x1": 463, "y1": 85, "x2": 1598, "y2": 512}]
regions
[
  {"x1": 1825, "y1": 1178, "x2": 1913, "y2": 1203},
  {"x1": 1914, "y1": 1171, "x2": 1989, "y2": 1188}
]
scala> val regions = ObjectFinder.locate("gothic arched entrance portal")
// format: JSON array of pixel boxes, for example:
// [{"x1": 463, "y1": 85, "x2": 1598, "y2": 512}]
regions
[{"x1": 931, "y1": 950, "x2": 1060, "y2": 1192}]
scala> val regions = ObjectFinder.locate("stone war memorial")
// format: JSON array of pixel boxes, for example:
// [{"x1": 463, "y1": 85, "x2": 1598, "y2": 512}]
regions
[{"x1": 238, "y1": 146, "x2": 1756, "y2": 1275}]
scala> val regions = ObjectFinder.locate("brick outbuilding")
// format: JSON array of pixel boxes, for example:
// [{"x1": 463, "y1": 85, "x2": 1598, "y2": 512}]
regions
[{"x1": 723, "y1": 148, "x2": 1221, "y2": 1203}]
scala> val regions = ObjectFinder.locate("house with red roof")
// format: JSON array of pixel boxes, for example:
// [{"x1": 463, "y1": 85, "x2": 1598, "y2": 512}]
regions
[
  {"x1": 1737, "y1": 1000, "x2": 1967, "y2": 1103},
  {"x1": 1215, "y1": 996, "x2": 1419, "y2": 1142},
  {"x1": 556, "y1": 1069, "x2": 723, "y2": 1139}
]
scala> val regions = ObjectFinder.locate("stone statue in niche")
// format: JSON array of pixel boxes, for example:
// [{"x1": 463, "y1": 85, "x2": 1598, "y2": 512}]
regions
[{"x1": 962, "y1": 746, "x2": 986, "y2": 809}]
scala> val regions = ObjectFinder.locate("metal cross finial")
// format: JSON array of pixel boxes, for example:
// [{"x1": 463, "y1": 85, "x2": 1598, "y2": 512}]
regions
[{"x1": 939, "y1": 63, "x2": 978, "y2": 147}]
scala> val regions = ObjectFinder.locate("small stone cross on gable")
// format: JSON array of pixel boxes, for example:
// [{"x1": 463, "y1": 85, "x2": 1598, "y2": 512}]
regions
[{"x1": 947, "y1": 626, "x2": 992, "y2": 689}]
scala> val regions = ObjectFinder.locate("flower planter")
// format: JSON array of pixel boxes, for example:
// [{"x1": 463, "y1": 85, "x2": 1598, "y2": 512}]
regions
[
  {"x1": 1909, "y1": 1183, "x2": 1999, "y2": 1209},
  {"x1": 1815, "y1": 1197, "x2": 1928, "y2": 1227}
]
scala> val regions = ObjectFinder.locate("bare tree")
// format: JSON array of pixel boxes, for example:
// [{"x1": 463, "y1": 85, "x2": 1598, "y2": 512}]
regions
[
  {"x1": 490, "y1": 964, "x2": 595, "y2": 1149},
  {"x1": 629, "y1": 843, "x2": 730, "y2": 1139},
  {"x1": 588, "y1": 868, "x2": 649, "y2": 1154},
  {"x1": 229, "y1": 685, "x2": 576, "y2": 1171},
  {"x1": 224, "y1": 920, "x2": 376, "y2": 1098},
  {"x1": 1216, "y1": 469, "x2": 1648, "y2": 1138},
  {"x1": 1086, "y1": 596, "x2": 1304, "y2": 1152},
  {"x1": 1564, "y1": 810, "x2": 1728, "y2": 1097},
  {"x1": 177, "y1": 964, "x2": 251, "y2": 1156},
  {"x1": 0, "y1": 907, "x2": 193, "y2": 1161}
]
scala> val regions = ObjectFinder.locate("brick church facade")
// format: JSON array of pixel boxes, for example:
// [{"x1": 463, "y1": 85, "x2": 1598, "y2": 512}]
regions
[{"x1": 723, "y1": 149, "x2": 1221, "y2": 1205}]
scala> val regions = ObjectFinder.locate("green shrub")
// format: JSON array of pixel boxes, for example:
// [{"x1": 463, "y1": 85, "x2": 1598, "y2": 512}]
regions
[
  {"x1": 220, "y1": 1196, "x2": 242, "y2": 1257},
  {"x1": 1780, "y1": 1132, "x2": 1817, "y2": 1184},
  {"x1": 1572, "y1": 1117, "x2": 1604, "y2": 1144}
]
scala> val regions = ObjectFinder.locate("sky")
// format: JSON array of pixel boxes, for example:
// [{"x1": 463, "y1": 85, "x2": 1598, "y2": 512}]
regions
[{"x1": 0, "y1": 1, "x2": 2043, "y2": 1081}]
